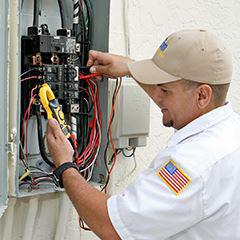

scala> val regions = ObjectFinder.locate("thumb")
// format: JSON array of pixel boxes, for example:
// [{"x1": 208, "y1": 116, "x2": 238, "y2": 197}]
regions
[
  {"x1": 48, "y1": 118, "x2": 59, "y2": 127},
  {"x1": 90, "y1": 65, "x2": 109, "y2": 75},
  {"x1": 48, "y1": 119, "x2": 62, "y2": 138}
]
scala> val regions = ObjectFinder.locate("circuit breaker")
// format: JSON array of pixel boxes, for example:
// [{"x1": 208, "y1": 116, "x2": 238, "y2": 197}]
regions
[{"x1": 5, "y1": 0, "x2": 110, "y2": 198}]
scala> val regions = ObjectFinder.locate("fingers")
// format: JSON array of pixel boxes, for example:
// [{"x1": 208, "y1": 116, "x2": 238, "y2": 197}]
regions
[
  {"x1": 87, "y1": 50, "x2": 104, "y2": 76},
  {"x1": 89, "y1": 65, "x2": 109, "y2": 75},
  {"x1": 87, "y1": 50, "x2": 111, "y2": 67},
  {"x1": 46, "y1": 119, "x2": 74, "y2": 167},
  {"x1": 87, "y1": 50, "x2": 132, "y2": 78},
  {"x1": 87, "y1": 50, "x2": 102, "y2": 67}
]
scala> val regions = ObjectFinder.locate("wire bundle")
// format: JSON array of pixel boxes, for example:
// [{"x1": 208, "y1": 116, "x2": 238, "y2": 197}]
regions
[
  {"x1": 18, "y1": 71, "x2": 105, "y2": 187},
  {"x1": 75, "y1": 75, "x2": 102, "y2": 181}
]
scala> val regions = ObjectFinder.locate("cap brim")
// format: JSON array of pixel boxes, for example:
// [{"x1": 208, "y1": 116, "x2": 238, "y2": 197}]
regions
[{"x1": 128, "y1": 59, "x2": 180, "y2": 85}]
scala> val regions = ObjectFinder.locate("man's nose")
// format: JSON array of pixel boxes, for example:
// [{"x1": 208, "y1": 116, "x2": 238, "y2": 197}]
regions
[{"x1": 151, "y1": 86, "x2": 162, "y2": 102}]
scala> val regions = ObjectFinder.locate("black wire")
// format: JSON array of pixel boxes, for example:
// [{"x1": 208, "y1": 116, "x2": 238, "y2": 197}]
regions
[
  {"x1": 77, "y1": 1, "x2": 86, "y2": 43},
  {"x1": 75, "y1": 0, "x2": 93, "y2": 65},
  {"x1": 83, "y1": 0, "x2": 93, "y2": 48},
  {"x1": 36, "y1": 112, "x2": 55, "y2": 167},
  {"x1": 33, "y1": 0, "x2": 40, "y2": 27},
  {"x1": 83, "y1": 0, "x2": 93, "y2": 64},
  {"x1": 101, "y1": 149, "x2": 121, "y2": 192},
  {"x1": 122, "y1": 148, "x2": 136, "y2": 158},
  {"x1": 57, "y1": 0, "x2": 67, "y2": 28},
  {"x1": 79, "y1": 3, "x2": 87, "y2": 65},
  {"x1": 77, "y1": 81, "x2": 87, "y2": 156}
]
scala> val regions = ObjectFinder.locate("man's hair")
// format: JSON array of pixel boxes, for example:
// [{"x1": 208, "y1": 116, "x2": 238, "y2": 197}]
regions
[{"x1": 182, "y1": 79, "x2": 230, "y2": 105}]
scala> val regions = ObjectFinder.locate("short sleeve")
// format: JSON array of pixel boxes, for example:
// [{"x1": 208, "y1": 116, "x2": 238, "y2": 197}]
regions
[{"x1": 107, "y1": 159, "x2": 204, "y2": 240}]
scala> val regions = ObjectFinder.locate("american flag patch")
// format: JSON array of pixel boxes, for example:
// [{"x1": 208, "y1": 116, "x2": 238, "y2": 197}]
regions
[
  {"x1": 159, "y1": 37, "x2": 169, "y2": 51},
  {"x1": 158, "y1": 38, "x2": 168, "y2": 57},
  {"x1": 158, "y1": 160, "x2": 191, "y2": 195}
]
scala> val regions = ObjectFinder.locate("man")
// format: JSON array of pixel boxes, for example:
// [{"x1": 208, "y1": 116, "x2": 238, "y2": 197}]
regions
[{"x1": 47, "y1": 29, "x2": 240, "y2": 239}]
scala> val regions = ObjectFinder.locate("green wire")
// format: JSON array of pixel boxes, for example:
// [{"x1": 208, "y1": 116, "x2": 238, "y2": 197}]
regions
[{"x1": 19, "y1": 141, "x2": 27, "y2": 163}]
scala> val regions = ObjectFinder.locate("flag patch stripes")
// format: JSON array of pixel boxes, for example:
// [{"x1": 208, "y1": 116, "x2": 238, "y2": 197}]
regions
[{"x1": 158, "y1": 160, "x2": 191, "y2": 195}]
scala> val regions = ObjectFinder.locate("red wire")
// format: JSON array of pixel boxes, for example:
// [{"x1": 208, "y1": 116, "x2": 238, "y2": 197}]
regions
[
  {"x1": 104, "y1": 78, "x2": 122, "y2": 192},
  {"x1": 76, "y1": 78, "x2": 101, "y2": 167},
  {"x1": 77, "y1": 74, "x2": 122, "y2": 190},
  {"x1": 79, "y1": 73, "x2": 100, "y2": 79},
  {"x1": 21, "y1": 86, "x2": 38, "y2": 160},
  {"x1": 71, "y1": 133, "x2": 79, "y2": 159},
  {"x1": 85, "y1": 82, "x2": 100, "y2": 165}
]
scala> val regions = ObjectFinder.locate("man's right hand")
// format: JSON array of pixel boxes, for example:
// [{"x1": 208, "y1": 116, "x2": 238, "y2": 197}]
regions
[{"x1": 87, "y1": 50, "x2": 134, "y2": 78}]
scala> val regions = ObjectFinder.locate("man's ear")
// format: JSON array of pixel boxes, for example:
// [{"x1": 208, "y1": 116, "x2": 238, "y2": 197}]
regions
[{"x1": 196, "y1": 84, "x2": 212, "y2": 109}]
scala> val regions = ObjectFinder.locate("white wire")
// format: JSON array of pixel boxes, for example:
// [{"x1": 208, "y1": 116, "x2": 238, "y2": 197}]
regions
[
  {"x1": 29, "y1": 170, "x2": 53, "y2": 176},
  {"x1": 115, "y1": 152, "x2": 137, "y2": 187},
  {"x1": 123, "y1": 0, "x2": 130, "y2": 57},
  {"x1": 83, "y1": 97, "x2": 90, "y2": 110},
  {"x1": 73, "y1": 0, "x2": 80, "y2": 24},
  {"x1": 19, "y1": 68, "x2": 36, "y2": 78}
]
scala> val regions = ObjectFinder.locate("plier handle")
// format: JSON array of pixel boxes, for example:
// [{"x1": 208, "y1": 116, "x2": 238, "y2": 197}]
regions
[{"x1": 39, "y1": 83, "x2": 71, "y2": 138}]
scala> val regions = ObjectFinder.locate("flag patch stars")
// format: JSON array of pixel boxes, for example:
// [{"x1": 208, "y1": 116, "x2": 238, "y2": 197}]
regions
[
  {"x1": 158, "y1": 160, "x2": 191, "y2": 195},
  {"x1": 158, "y1": 37, "x2": 169, "y2": 57},
  {"x1": 160, "y1": 38, "x2": 169, "y2": 51}
]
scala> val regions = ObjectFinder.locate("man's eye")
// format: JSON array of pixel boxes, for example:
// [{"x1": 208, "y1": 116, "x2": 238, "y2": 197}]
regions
[{"x1": 161, "y1": 88, "x2": 168, "y2": 93}]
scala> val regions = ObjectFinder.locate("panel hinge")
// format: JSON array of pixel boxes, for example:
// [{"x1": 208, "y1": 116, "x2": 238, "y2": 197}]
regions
[
  {"x1": 5, "y1": 142, "x2": 14, "y2": 153},
  {"x1": 5, "y1": 128, "x2": 17, "y2": 154}
]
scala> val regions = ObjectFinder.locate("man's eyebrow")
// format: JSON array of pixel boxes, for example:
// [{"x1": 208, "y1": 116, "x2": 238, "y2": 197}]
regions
[{"x1": 157, "y1": 84, "x2": 169, "y2": 89}]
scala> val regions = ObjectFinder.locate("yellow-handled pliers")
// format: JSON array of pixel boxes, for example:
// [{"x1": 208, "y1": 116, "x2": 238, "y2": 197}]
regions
[{"x1": 39, "y1": 83, "x2": 71, "y2": 138}]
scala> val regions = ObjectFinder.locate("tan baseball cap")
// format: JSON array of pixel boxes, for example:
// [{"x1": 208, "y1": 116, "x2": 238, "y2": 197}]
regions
[{"x1": 128, "y1": 29, "x2": 232, "y2": 85}]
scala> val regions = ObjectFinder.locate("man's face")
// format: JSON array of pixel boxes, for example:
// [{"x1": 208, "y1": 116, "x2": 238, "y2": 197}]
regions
[{"x1": 151, "y1": 80, "x2": 200, "y2": 130}]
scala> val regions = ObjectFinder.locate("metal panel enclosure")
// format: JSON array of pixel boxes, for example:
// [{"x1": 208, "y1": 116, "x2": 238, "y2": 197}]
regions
[
  {"x1": 15, "y1": 0, "x2": 110, "y2": 196},
  {"x1": 0, "y1": 0, "x2": 9, "y2": 215}
]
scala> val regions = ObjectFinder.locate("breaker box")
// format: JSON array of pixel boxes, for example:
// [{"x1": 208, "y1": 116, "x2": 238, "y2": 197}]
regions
[{"x1": 2, "y1": 0, "x2": 110, "y2": 200}]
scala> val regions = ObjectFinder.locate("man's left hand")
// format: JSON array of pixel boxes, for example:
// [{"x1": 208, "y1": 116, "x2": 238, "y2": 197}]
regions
[{"x1": 46, "y1": 119, "x2": 74, "y2": 167}]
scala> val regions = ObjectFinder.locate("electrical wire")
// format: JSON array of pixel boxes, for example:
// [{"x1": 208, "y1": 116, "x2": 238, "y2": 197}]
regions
[
  {"x1": 57, "y1": 0, "x2": 67, "y2": 29},
  {"x1": 21, "y1": 86, "x2": 37, "y2": 160},
  {"x1": 76, "y1": 78, "x2": 101, "y2": 172},
  {"x1": 101, "y1": 78, "x2": 122, "y2": 192},
  {"x1": 36, "y1": 112, "x2": 55, "y2": 167},
  {"x1": 83, "y1": 0, "x2": 93, "y2": 47},
  {"x1": 79, "y1": 73, "x2": 100, "y2": 79},
  {"x1": 20, "y1": 68, "x2": 37, "y2": 78},
  {"x1": 78, "y1": 79, "x2": 102, "y2": 179},
  {"x1": 103, "y1": 78, "x2": 120, "y2": 174},
  {"x1": 114, "y1": 150, "x2": 137, "y2": 187},
  {"x1": 122, "y1": 147, "x2": 136, "y2": 158},
  {"x1": 73, "y1": 0, "x2": 80, "y2": 35},
  {"x1": 33, "y1": 0, "x2": 40, "y2": 27},
  {"x1": 75, "y1": 0, "x2": 93, "y2": 65},
  {"x1": 20, "y1": 76, "x2": 37, "y2": 83},
  {"x1": 19, "y1": 140, "x2": 28, "y2": 169}
]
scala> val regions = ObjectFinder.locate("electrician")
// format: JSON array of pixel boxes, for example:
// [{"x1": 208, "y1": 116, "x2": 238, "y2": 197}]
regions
[{"x1": 46, "y1": 29, "x2": 240, "y2": 239}]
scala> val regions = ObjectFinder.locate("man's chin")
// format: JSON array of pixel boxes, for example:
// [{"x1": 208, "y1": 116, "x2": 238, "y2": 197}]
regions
[{"x1": 163, "y1": 120, "x2": 174, "y2": 128}]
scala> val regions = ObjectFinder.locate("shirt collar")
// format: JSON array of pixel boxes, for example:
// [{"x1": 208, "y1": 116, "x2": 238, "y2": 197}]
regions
[{"x1": 167, "y1": 103, "x2": 234, "y2": 148}]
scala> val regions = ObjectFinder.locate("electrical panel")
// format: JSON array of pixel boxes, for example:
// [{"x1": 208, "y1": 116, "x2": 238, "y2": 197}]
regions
[
  {"x1": 108, "y1": 77, "x2": 150, "y2": 149},
  {"x1": 0, "y1": 0, "x2": 8, "y2": 216},
  {"x1": 8, "y1": 0, "x2": 110, "y2": 197}
]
